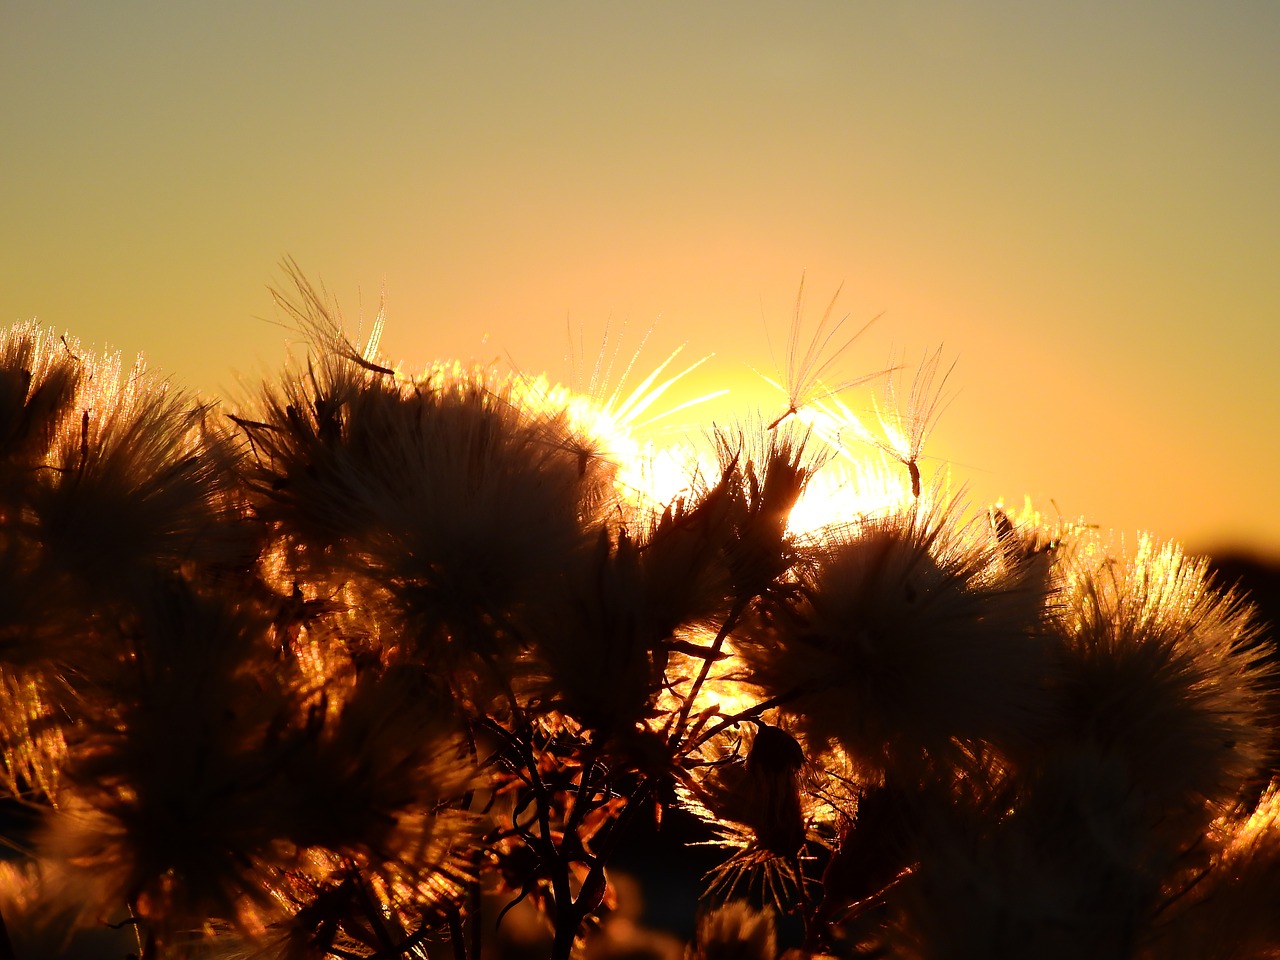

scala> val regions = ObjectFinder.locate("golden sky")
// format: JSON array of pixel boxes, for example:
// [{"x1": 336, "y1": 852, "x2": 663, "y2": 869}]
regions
[{"x1": 4, "y1": 2, "x2": 1278, "y2": 558}]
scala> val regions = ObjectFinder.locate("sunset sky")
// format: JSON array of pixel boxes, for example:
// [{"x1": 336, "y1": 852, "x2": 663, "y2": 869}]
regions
[{"x1": 4, "y1": 2, "x2": 1278, "y2": 558}]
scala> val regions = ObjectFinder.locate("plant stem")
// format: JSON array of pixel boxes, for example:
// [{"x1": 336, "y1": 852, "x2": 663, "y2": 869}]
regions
[
  {"x1": 672, "y1": 598, "x2": 747, "y2": 747},
  {"x1": 447, "y1": 905, "x2": 467, "y2": 960},
  {"x1": 686, "y1": 686, "x2": 804, "y2": 754},
  {"x1": 0, "y1": 908, "x2": 16, "y2": 960},
  {"x1": 469, "y1": 880, "x2": 483, "y2": 960}
]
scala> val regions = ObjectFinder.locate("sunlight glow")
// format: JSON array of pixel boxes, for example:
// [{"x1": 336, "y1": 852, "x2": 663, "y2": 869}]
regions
[
  {"x1": 515, "y1": 340, "x2": 736, "y2": 517},
  {"x1": 520, "y1": 353, "x2": 920, "y2": 534},
  {"x1": 788, "y1": 454, "x2": 912, "y2": 537}
]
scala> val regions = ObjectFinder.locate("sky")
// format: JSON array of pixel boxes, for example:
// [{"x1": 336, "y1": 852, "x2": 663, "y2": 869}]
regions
[{"x1": 4, "y1": 2, "x2": 1278, "y2": 559}]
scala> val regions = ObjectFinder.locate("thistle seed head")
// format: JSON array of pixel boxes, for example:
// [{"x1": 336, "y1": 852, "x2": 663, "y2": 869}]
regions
[
  {"x1": 736, "y1": 501, "x2": 1055, "y2": 782},
  {"x1": 1047, "y1": 536, "x2": 1274, "y2": 819},
  {"x1": 688, "y1": 901, "x2": 776, "y2": 960}
]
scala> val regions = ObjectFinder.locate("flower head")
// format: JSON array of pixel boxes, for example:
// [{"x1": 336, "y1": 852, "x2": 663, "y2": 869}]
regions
[
  {"x1": 238, "y1": 346, "x2": 605, "y2": 698},
  {"x1": 1047, "y1": 536, "x2": 1274, "y2": 818},
  {"x1": 736, "y1": 501, "x2": 1054, "y2": 782}
]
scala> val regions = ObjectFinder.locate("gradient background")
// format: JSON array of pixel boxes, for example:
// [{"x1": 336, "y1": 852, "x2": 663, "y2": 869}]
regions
[{"x1": 4, "y1": 2, "x2": 1277, "y2": 558}]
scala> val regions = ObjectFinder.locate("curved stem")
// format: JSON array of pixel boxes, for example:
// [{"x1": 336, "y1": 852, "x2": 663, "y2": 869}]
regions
[
  {"x1": 671, "y1": 598, "x2": 747, "y2": 748},
  {"x1": 684, "y1": 686, "x2": 804, "y2": 755}
]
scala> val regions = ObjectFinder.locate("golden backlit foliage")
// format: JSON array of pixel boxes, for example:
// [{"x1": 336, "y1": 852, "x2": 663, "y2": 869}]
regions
[{"x1": 0, "y1": 285, "x2": 1276, "y2": 960}]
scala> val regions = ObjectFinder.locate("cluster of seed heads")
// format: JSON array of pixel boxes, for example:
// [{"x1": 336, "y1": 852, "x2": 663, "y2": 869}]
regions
[{"x1": 0, "y1": 276, "x2": 1277, "y2": 960}]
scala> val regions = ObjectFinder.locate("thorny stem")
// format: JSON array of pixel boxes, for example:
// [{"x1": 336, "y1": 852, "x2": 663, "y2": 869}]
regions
[
  {"x1": 326, "y1": 917, "x2": 437, "y2": 960},
  {"x1": 480, "y1": 714, "x2": 654, "y2": 960},
  {"x1": 125, "y1": 900, "x2": 151, "y2": 960},
  {"x1": 551, "y1": 913, "x2": 579, "y2": 960},
  {"x1": 564, "y1": 755, "x2": 599, "y2": 836},
  {"x1": 804, "y1": 870, "x2": 912, "y2": 957},
  {"x1": 549, "y1": 778, "x2": 656, "y2": 960},
  {"x1": 686, "y1": 686, "x2": 805, "y2": 754},
  {"x1": 497, "y1": 725, "x2": 578, "y2": 960},
  {"x1": 516, "y1": 738, "x2": 559, "y2": 865},
  {"x1": 592, "y1": 777, "x2": 654, "y2": 865},
  {"x1": 351, "y1": 866, "x2": 397, "y2": 955},
  {"x1": 672, "y1": 597, "x2": 748, "y2": 748}
]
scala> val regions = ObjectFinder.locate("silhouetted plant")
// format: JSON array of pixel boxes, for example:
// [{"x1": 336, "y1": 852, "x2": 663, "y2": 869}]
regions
[{"x1": 0, "y1": 279, "x2": 1276, "y2": 960}]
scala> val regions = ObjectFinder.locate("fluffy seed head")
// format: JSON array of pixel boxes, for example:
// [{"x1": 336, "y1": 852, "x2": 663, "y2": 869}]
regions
[
  {"x1": 1143, "y1": 784, "x2": 1280, "y2": 960},
  {"x1": 35, "y1": 574, "x2": 302, "y2": 943},
  {"x1": 688, "y1": 901, "x2": 776, "y2": 960},
  {"x1": 239, "y1": 350, "x2": 604, "y2": 690},
  {"x1": 1048, "y1": 536, "x2": 1274, "y2": 816},
  {"x1": 736, "y1": 502, "x2": 1054, "y2": 781}
]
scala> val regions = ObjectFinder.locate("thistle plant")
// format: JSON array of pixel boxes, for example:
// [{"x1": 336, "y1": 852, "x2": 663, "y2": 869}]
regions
[{"x1": 0, "y1": 279, "x2": 1276, "y2": 960}]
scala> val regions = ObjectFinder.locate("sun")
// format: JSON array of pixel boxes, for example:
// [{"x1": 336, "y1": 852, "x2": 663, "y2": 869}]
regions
[
  {"x1": 787, "y1": 451, "x2": 914, "y2": 537},
  {"x1": 505, "y1": 321, "x2": 931, "y2": 542}
]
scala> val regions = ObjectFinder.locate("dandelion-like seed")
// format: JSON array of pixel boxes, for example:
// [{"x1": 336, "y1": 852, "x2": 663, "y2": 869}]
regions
[
  {"x1": 761, "y1": 275, "x2": 883, "y2": 431},
  {"x1": 798, "y1": 347, "x2": 954, "y2": 500},
  {"x1": 34, "y1": 574, "x2": 304, "y2": 946},
  {"x1": 872, "y1": 348, "x2": 954, "y2": 499}
]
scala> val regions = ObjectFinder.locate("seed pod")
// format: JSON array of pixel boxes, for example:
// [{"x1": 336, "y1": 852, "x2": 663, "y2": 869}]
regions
[{"x1": 742, "y1": 723, "x2": 807, "y2": 858}]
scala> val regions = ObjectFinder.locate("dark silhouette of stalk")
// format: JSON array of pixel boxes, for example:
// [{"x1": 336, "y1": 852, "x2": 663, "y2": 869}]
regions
[
  {"x1": 672, "y1": 598, "x2": 748, "y2": 747},
  {"x1": 0, "y1": 909, "x2": 16, "y2": 960}
]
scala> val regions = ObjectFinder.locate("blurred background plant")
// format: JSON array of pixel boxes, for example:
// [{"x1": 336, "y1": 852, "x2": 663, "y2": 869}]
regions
[{"x1": 1, "y1": 277, "x2": 1277, "y2": 960}]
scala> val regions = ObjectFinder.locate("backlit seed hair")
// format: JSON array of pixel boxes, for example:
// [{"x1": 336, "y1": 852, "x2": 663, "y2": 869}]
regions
[
  {"x1": 688, "y1": 901, "x2": 777, "y2": 960},
  {"x1": 237, "y1": 347, "x2": 606, "y2": 696},
  {"x1": 34, "y1": 573, "x2": 304, "y2": 944},
  {"x1": 1, "y1": 325, "x2": 246, "y2": 797},
  {"x1": 1047, "y1": 536, "x2": 1273, "y2": 817},
  {"x1": 735, "y1": 500, "x2": 1055, "y2": 782},
  {"x1": 1144, "y1": 784, "x2": 1280, "y2": 960}
]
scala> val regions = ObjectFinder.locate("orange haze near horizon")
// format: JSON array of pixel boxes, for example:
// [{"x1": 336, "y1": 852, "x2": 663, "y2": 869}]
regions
[{"x1": 3, "y1": 3, "x2": 1278, "y2": 560}]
